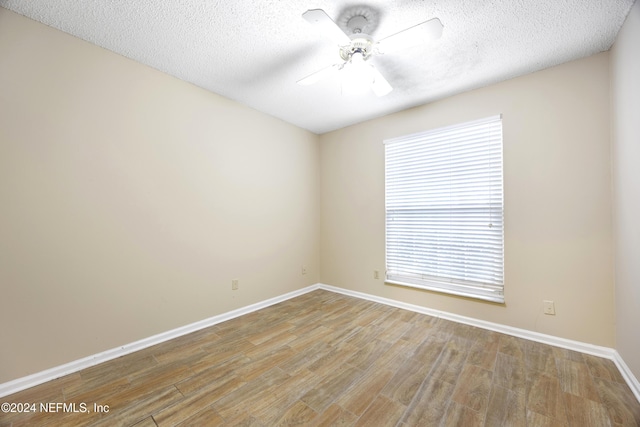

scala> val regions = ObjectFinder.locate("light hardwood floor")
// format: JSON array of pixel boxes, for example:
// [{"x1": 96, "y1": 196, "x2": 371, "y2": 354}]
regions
[{"x1": 2, "y1": 289, "x2": 639, "y2": 426}]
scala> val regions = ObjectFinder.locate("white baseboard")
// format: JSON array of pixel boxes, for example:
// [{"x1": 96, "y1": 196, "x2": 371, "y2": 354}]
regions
[
  {"x1": 613, "y1": 351, "x2": 640, "y2": 403},
  {"x1": 2, "y1": 282, "x2": 638, "y2": 404},
  {"x1": 0, "y1": 284, "x2": 320, "y2": 398},
  {"x1": 317, "y1": 283, "x2": 640, "y2": 402}
]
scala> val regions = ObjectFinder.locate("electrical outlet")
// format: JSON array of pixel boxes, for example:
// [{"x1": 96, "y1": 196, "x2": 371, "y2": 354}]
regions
[
  {"x1": 232, "y1": 279, "x2": 239, "y2": 290},
  {"x1": 543, "y1": 300, "x2": 555, "y2": 315},
  {"x1": 302, "y1": 265, "x2": 307, "y2": 275},
  {"x1": 374, "y1": 270, "x2": 380, "y2": 280}
]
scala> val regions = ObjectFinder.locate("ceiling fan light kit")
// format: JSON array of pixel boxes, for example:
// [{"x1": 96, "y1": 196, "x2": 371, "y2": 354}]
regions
[
  {"x1": 341, "y1": 51, "x2": 374, "y2": 96},
  {"x1": 298, "y1": 8, "x2": 443, "y2": 98}
]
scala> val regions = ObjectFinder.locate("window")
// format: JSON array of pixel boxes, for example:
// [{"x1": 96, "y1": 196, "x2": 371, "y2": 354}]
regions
[{"x1": 384, "y1": 115, "x2": 504, "y2": 303}]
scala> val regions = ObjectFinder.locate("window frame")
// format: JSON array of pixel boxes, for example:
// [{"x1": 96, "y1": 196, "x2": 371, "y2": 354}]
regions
[{"x1": 384, "y1": 115, "x2": 505, "y2": 303}]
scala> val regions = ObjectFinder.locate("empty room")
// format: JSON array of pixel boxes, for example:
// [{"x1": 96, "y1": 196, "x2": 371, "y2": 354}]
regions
[{"x1": 1, "y1": 0, "x2": 639, "y2": 426}]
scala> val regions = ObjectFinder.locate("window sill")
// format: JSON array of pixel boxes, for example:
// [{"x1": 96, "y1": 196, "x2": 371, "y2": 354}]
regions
[{"x1": 385, "y1": 278, "x2": 505, "y2": 304}]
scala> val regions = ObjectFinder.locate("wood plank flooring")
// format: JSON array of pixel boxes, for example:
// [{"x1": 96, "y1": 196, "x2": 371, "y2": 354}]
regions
[{"x1": 2, "y1": 289, "x2": 639, "y2": 426}]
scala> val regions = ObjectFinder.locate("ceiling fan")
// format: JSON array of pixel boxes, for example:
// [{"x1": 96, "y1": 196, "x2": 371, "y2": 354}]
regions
[{"x1": 297, "y1": 9, "x2": 443, "y2": 97}]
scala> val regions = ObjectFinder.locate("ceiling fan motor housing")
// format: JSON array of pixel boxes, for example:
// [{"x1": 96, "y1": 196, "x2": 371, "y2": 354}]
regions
[{"x1": 340, "y1": 36, "x2": 374, "y2": 61}]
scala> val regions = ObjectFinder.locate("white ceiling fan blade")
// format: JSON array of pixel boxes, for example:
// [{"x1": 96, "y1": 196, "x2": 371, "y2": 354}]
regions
[
  {"x1": 371, "y1": 67, "x2": 393, "y2": 97},
  {"x1": 302, "y1": 9, "x2": 351, "y2": 46},
  {"x1": 377, "y1": 18, "x2": 443, "y2": 54},
  {"x1": 297, "y1": 63, "x2": 342, "y2": 86}
]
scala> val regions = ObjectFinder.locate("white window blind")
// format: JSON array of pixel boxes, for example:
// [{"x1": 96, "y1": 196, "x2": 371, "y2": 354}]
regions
[{"x1": 385, "y1": 115, "x2": 504, "y2": 303}]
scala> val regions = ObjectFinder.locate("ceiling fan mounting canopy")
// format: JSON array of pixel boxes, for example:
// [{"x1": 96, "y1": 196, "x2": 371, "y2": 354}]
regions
[{"x1": 346, "y1": 15, "x2": 369, "y2": 34}]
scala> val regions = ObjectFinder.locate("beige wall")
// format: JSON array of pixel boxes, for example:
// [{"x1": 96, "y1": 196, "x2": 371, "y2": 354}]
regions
[
  {"x1": 0, "y1": 4, "x2": 628, "y2": 386},
  {"x1": 611, "y1": 0, "x2": 640, "y2": 380},
  {"x1": 320, "y1": 53, "x2": 614, "y2": 347},
  {"x1": 0, "y1": 9, "x2": 320, "y2": 383}
]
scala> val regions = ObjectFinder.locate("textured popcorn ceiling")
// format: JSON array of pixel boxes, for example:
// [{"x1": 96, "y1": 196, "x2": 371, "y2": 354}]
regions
[{"x1": 1, "y1": 0, "x2": 635, "y2": 134}]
